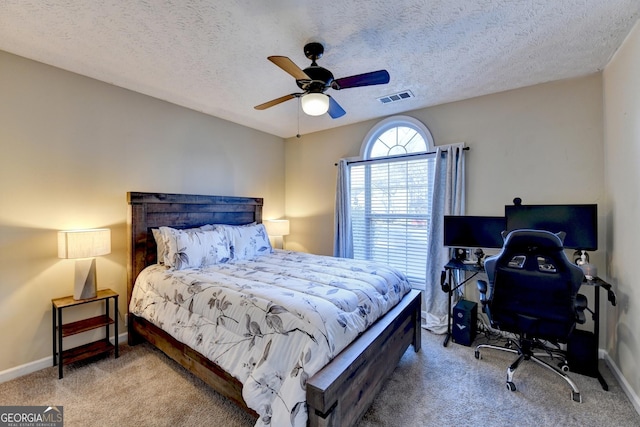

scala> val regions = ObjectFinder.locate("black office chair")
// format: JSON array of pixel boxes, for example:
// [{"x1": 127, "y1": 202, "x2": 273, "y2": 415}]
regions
[{"x1": 475, "y1": 229, "x2": 587, "y2": 402}]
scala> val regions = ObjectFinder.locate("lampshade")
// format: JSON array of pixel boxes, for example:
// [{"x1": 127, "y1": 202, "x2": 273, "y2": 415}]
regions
[
  {"x1": 58, "y1": 228, "x2": 111, "y2": 300},
  {"x1": 301, "y1": 93, "x2": 329, "y2": 116},
  {"x1": 58, "y1": 229, "x2": 111, "y2": 259},
  {"x1": 264, "y1": 219, "x2": 290, "y2": 237}
]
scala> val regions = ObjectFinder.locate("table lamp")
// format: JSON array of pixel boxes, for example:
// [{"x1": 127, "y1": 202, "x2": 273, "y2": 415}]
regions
[
  {"x1": 58, "y1": 228, "x2": 111, "y2": 300},
  {"x1": 264, "y1": 219, "x2": 290, "y2": 249}
]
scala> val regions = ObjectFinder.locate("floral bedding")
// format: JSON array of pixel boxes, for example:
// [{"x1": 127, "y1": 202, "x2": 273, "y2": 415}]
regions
[{"x1": 129, "y1": 249, "x2": 412, "y2": 427}]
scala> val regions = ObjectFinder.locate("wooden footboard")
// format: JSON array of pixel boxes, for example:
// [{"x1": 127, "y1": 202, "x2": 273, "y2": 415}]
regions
[{"x1": 306, "y1": 289, "x2": 421, "y2": 427}]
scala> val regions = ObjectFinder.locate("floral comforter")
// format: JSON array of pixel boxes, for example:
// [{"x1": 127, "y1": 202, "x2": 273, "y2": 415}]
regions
[{"x1": 129, "y1": 249, "x2": 411, "y2": 427}]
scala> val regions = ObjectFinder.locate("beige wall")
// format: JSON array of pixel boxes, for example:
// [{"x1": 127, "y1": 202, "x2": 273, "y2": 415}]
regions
[
  {"x1": 285, "y1": 74, "x2": 605, "y2": 264},
  {"x1": 603, "y1": 20, "x2": 640, "y2": 401},
  {"x1": 0, "y1": 50, "x2": 285, "y2": 372}
]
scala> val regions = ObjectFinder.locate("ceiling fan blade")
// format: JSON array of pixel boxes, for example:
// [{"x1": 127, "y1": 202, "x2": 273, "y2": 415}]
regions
[
  {"x1": 268, "y1": 56, "x2": 310, "y2": 80},
  {"x1": 327, "y1": 96, "x2": 346, "y2": 119},
  {"x1": 254, "y1": 93, "x2": 298, "y2": 110},
  {"x1": 332, "y1": 70, "x2": 390, "y2": 90}
]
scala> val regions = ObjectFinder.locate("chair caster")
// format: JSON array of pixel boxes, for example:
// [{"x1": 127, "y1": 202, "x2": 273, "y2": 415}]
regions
[
  {"x1": 506, "y1": 381, "x2": 516, "y2": 392},
  {"x1": 559, "y1": 362, "x2": 570, "y2": 372},
  {"x1": 571, "y1": 391, "x2": 582, "y2": 403},
  {"x1": 474, "y1": 350, "x2": 481, "y2": 359}
]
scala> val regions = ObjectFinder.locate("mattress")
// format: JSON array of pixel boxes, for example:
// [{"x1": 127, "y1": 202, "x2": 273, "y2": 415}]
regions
[{"x1": 129, "y1": 249, "x2": 411, "y2": 427}]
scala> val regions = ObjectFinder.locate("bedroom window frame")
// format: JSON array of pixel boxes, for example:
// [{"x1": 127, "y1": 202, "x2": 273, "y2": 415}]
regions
[{"x1": 349, "y1": 116, "x2": 435, "y2": 289}]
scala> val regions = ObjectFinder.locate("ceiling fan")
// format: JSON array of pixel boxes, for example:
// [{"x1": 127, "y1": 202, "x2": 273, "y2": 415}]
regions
[{"x1": 254, "y1": 42, "x2": 390, "y2": 118}]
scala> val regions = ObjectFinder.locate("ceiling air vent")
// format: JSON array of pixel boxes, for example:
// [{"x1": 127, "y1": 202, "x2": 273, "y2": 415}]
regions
[{"x1": 378, "y1": 90, "x2": 414, "y2": 104}]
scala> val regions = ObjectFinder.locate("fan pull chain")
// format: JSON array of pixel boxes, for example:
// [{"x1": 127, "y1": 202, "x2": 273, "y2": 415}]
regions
[{"x1": 296, "y1": 97, "x2": 301, "y2": 138}]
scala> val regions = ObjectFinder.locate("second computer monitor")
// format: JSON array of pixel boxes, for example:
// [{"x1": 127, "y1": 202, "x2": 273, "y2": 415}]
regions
[{"x1": 443, "y1": 216, "x2": 506, "y2": 249}]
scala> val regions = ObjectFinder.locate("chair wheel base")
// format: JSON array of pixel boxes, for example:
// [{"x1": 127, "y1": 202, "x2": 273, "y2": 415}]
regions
[{"x1": 507, "y1": 381, "x2": 516, "y2": 391}]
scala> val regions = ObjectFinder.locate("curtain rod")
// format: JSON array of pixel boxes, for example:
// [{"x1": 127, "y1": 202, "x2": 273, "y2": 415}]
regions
[{"x1": 335, "y1": 146, "x2": 469, "y2": 166}]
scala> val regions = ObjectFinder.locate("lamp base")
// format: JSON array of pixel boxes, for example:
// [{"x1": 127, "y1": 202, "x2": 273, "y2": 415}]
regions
[
  {"x1": 272, "y1": 236, "x2": 285, "y2": 250},
  {"x1": 74, "y1": 258, "x2": 97, "y2": 300}
]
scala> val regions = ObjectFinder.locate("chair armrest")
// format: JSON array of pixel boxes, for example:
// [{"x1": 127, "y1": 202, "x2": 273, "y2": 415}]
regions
[
  {"x1": 477, "y1": 279, "x2": 492, "y2": 319},
  {"x1": 477, "y1": 279, "x2": 489, "y2": 311},
  {"x1": 575, "y1": 293, "x2": 588, "y2": 324},
  {"x1": 477, "y1": 279, "x2": 488, "y2": 301}
]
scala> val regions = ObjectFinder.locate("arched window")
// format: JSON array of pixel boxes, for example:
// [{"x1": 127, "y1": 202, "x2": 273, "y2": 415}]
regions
[
  {"x1": 361, "y1": 116, "x2": 434, "y2": 159},
  {"x1": 348, "y1": 116, "x2": 436, "y2": 289}
]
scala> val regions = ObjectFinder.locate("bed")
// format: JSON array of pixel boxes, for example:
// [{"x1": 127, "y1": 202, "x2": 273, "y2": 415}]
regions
[{"x1": 126, "y1": 191, "x2": 422, "y2": 427}]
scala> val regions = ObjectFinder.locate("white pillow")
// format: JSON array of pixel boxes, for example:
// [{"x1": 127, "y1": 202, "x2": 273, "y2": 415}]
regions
[
  {"x1": 152, "y1": 228, "x2": 168, "y2": 264},
  {"x1": 221, "y1": 223, "x2": 272, "y2": 260},
  {"x1": 152, "y1": 224, "x2": 215, "y2": 265},
  {"x1": 159, "y1": 226, "x2": 230, "y2": 269}
]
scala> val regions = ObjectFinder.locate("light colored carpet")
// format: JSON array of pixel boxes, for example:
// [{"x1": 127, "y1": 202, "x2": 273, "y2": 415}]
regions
[{"x1": 1, "y1": 329, "x2": 639, "y2": 427}]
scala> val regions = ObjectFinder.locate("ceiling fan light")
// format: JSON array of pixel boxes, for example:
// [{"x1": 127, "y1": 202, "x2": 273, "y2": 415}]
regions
[{"x1": 301, "y1": 93, "x2": 330, "y2": 116}]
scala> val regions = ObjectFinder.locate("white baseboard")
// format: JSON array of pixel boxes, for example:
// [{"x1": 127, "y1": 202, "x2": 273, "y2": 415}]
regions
[
  {"x1": 602, "y1": 350, "x2": 640, "y2": 416},
  {"x1": 0, "y1": 332, "x2": 128, "y2": 384},
  {"x1": 0, "y1": 355, "x2": 52, "y2": 384}
]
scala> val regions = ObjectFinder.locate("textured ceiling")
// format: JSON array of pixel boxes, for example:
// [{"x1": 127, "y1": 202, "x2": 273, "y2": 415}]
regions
[{"x1": 0, "y1": 1, "x2": 638, "y2": 138}]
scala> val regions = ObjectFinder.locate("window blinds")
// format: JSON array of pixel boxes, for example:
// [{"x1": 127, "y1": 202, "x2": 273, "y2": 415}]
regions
[{"x1": 349, "y1": 154, "x2": 436, "y2": 289}]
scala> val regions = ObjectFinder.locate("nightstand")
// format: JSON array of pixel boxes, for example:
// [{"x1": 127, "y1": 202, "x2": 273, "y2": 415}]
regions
[{"x1": 52, "y1": 288, "x2": 119, "y2": 379}]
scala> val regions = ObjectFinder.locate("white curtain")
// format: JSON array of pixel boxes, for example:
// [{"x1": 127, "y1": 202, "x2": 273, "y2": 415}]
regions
[
  {"x1": 333, "y1": 159, "x2": 353, "y2": 258},
  {"x1": 423, "y1": 143, "x2": 466, "y2": 333}
]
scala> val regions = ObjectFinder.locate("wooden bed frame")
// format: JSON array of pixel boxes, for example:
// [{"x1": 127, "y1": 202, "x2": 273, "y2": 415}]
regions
[{"x1": 126, "y1": 191, "x2": 422, "y2": 427}]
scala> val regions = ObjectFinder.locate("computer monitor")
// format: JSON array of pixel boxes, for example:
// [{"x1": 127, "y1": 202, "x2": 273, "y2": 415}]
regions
[
  {"x1": 504, "y1": 204, "x2": 597, "y2": 251},
  {"x1": 443, "y1": 216, "x2": 506, "y2": 249}
]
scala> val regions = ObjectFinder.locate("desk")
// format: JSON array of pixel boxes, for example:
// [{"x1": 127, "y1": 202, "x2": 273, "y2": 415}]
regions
[{"x1": 442, "y1": 258, "x2": 483, "y2": 347}]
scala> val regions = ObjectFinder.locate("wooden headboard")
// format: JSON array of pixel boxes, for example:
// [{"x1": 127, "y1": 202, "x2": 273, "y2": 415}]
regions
[{"x1": 126, "y1": 192, "x2": 263, "y2": 308}]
